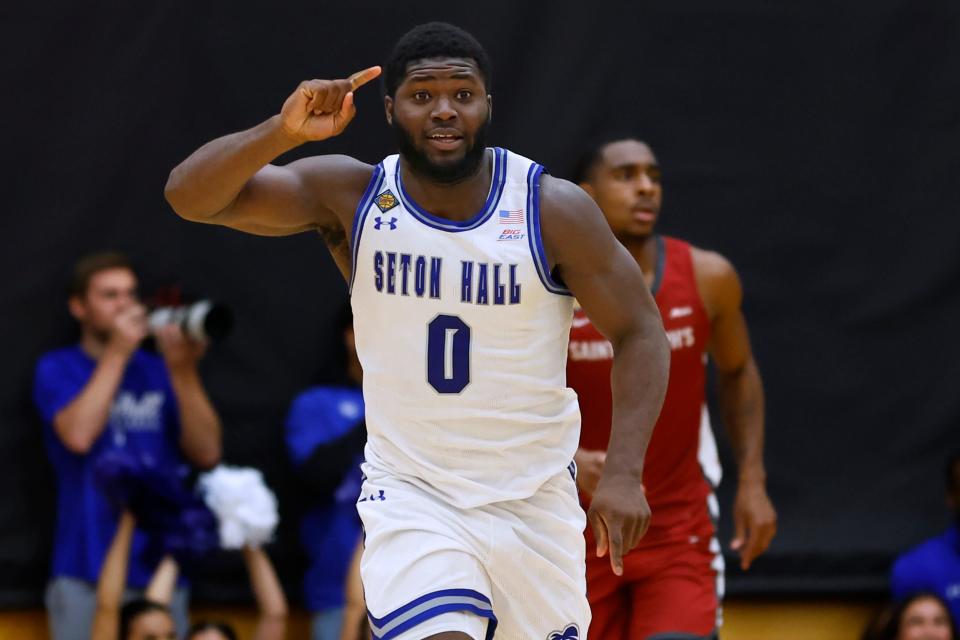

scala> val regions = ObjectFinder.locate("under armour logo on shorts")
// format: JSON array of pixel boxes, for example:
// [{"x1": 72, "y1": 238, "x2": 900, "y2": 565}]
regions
[
  {"x1": 547, "y1": 624, "x2": 579, "y2": 640},
  {"x1": 358, "y1": 489, "x2": 386, "y2": 503},
  {"x1": 374, "y1": 216, "x2": 398, "y2": 230}
]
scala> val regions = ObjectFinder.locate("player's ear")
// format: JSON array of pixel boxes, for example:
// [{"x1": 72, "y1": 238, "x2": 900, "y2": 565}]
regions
[
  {"x1": 579, "y1": 182, "x2": 597, "y2": 200},
  {"x1": 486, "y1": 94, "x2": 493, "y2": 122},
  {"x1": 68, "y1": 295, "x2": 86, "y2": 322},
  {"x1": 384, "y1": 95, "x2": 394, "y2": 125}
]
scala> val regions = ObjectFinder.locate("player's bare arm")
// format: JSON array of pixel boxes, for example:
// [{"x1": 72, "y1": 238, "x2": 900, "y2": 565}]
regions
[
  {"x1": 540, "y1": 175, "x2": 670, "y2": 576},
  {"x1": 164, "y1": 67, "x2": 381, "y2": 257},
  {"x1": 693, "y1": 247, "x2": 777, "y2": 570}
]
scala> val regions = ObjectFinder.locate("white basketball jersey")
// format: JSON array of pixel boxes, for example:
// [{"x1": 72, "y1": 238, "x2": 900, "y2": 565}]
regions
[{"x1": 349, "y1": 148, "x2": 580, "y2": 508}]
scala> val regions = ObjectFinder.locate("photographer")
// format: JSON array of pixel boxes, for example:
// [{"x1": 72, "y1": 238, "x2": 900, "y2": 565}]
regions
[{"x1": 33, "y1": 251, "x2": 222, "y2": 640}]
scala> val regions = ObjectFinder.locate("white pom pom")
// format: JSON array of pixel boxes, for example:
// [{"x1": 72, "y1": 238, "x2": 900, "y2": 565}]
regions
[{"x1": 198, "y1": 466, "x2": 279, "y2": 549}]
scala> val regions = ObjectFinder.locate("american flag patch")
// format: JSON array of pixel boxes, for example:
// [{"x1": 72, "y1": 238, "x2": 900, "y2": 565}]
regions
[{"x1": 499, "y1": 209, "x2": 524, "y2": 224}]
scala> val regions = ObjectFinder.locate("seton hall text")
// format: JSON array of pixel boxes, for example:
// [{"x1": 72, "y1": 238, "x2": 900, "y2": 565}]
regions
[{"x1": 373, "y1": 251, "x2": 521, "y2": 305}]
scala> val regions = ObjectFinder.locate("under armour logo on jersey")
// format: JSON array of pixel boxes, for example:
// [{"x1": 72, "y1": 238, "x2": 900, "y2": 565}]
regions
[
  {"x1": 547, "y1": 625, "x2": 579, "y2": 640},
  {"x1": 374, "y1": 216, "x2": 398, "y2": 230},
  {"x1": 357, "y1": 489, "x2": 386, "y2": 503}
]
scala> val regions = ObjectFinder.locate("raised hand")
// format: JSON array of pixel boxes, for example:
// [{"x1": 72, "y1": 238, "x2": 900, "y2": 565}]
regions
[
  {"x1": 279, "y1": 66, "x2": 381, "y2": 144},
  {"x1": 154, "y1": 324, "x2": 206, "y2": 371}
]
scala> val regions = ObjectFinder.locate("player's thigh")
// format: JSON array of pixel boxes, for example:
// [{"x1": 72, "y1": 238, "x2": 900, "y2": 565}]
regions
[
  {"x1": 357, "y1": 472, "x2": 495, "y2": 640},
  {"x1": 585, "y1": 554, "x2": 630, "y2": 640},
  {"x1": 627, "y1": 542, "x2": 718, "y2": 639},
  {"x1": 485, "y1": 471, "x2": 591, "y2": 640}
]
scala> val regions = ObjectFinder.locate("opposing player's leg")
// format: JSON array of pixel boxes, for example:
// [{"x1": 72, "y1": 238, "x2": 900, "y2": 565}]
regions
[
  {"x1": 357, "y1": 469, "x2": 496, "y2": 640},
  {"x1": 626, "y1": 535, "x2": 720, "y2": 640},
  {"x1": 483, "y1": 470, "x2": 592, "y2": 640},
  {"x1": 584, "y1": 550, "x2": 630, "y2": 639}
]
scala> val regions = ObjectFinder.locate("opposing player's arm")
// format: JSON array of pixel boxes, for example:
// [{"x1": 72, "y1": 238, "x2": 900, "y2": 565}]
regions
[
  {"x1": 541, "y1": 175, "x2": 670, "y2": 575},
  {"x1": 695, "y1": 248, "x2": 776, "y2": 569},
  {"x1": 164, "y1": 67, "x2": 381, "y2": 238}
]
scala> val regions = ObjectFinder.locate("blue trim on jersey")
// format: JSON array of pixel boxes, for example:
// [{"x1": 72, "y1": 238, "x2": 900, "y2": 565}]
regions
[
  {"x1": 526, "y1": 163, "x2": 572, "y2": 295},
  {"x1": 394, "y1": 148, "x2": 507, "y2": 232},
  {"x1": 368, "y1": 588, "x2": 497, "y2": 640},
  {"x1": 349, "y1": 164, "x2": 386, "y2": 293}
]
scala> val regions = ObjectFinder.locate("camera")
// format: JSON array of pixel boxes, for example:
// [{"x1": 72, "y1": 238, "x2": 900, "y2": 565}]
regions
[{"x1": 148, "y1": 300, "x2": 233, "y2": 342}]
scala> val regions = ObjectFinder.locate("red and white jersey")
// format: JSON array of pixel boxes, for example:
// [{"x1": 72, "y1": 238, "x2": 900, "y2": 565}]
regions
[{"x1": 568, "y1": 235, "x2": 713, "y2": 542}]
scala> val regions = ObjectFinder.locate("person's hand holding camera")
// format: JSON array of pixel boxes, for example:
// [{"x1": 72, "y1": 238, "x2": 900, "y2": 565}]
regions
[
  {"x1": 106, "y1": 305, "x2": 149, "y2": 360},
  {"x1": 154, "y1": 325, "x2": 207, "y2": 373}
]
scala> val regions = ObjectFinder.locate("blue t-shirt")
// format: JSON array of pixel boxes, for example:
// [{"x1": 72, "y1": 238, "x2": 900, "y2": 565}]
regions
[
  {"x1": 34, "y1": 346, "x2": 186, "y2": 588},
  {"x1": 285, "y1": 385, "x2": 365, "y2": 613},
  {"x1": 891, "y1": 524, "x2": 960, "y2": 631}
]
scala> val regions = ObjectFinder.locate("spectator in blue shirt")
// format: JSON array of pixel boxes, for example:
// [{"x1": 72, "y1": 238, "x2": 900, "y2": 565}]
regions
[
  {"x1": 891, "y1": 451, "x2": 960, "y2": 633},
  {"x1": 34, "y1": 252, "x2": 223, "y2": 640},
  {"x1": 285, "y1": 303, "x2": 365, "y2": 640}
]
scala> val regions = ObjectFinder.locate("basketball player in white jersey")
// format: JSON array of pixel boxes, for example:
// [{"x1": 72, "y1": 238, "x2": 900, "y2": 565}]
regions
[{"x1": 165, "y1": 22, "x2": 669, "y2": 640}]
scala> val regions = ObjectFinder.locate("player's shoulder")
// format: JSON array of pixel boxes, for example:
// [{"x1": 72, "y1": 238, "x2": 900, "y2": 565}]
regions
[
  {"x1": 538, "y1": 174, "x2": 604, "y2": 233},
  {"x1": 288, "y1": 155, "x2": 377, "y2": 222},
  {"x1": 679, "y1": 241, "x2": 742, "y2": 313},
  {"x1": 539, "y1": 173, "x2": 592, "y2": 206},
  {"x1": 685, "y1": 243, "x2": 734, "y2": 277},
  {"x1": 290, "y1": 154, "x2": 375, "y2": 189},
  {"x1": 686, "y1": 243, "x2": 738, "y2": 287}
]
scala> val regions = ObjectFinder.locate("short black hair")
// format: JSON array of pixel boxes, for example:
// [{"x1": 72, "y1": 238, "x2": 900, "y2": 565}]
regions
[
  {"x1": 120, "y1": 599, "x2": 171, "y2": 639},
  {"x1": 383, "y1": 22, "x2": 492, "y2": 97},
  {"x1": 571, "y1": 132, "x2": 650, "y2": 184}
]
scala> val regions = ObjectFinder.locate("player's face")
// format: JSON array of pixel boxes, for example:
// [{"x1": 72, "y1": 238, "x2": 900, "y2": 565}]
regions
[
  {"x1": 898, "y1": 596, "x2": 953, "y2": 640},
  {"x1": 386, "y1": 57, "x2": 492, "y2": 184},
  {"x1": 581, "y1": 140, "x2": 662, "y2": 241},
  {"x1": 126, "y1": 610, "x2": 177, "y2": 640},
  {"x1": 69, "y1": 268, "x2": 139, "y2": 340}
]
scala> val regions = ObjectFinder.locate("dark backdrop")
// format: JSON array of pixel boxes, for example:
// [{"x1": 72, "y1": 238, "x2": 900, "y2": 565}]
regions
[{"x1": 2, "y1": 0, "x2": 959, "y2": 605}]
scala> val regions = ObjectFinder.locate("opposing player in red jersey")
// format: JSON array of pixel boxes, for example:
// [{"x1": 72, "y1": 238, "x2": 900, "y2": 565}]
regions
[{"x1": 567, "y1": 137, "x2": 778, "y2": 639}]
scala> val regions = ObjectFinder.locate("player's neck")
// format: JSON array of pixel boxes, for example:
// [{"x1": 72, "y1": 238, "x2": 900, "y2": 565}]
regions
[
  {"x1": 620, "y1": 234, "x2": 658, "y2": 276},
  {"x1": 398, "y1": 152, "x2": 493, "y2": 222}
]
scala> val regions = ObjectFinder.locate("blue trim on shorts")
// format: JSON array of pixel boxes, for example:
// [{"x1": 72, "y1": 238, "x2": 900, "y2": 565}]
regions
[
  {"x1": 349, "y1": 164, "x2": 385, "y2": 293},
  {"x1": 368, "y1": 588, "x2": 497, "y2": 640}
]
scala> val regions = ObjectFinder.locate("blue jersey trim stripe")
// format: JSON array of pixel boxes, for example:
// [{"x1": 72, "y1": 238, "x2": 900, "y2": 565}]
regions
[
  {"x1": 525, "y1": 163, "x2": 572, "y2": 296},
  {"x1": 349, "y1": 164, "x2": 385, "y2": 293},
  {"x1": 368, "y1": 588, "x2": 497, "y2": 640},
  {"x1": 394, "y1": 148, "x2": 507, "y2": 232}
]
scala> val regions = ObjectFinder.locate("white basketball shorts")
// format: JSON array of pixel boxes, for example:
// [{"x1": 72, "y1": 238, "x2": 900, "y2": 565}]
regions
[{"x1": 357, "y1": 464, "x2": 590, "y2": 640}]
